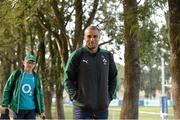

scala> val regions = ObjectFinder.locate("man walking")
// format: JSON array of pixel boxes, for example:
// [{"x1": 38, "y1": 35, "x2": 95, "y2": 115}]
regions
[
  {"x1": 64, "y1": 26, "x2": 118, "y2": 119},
  {"x1": 1, "y1": 54, "x2": 45, "y2": 119}
]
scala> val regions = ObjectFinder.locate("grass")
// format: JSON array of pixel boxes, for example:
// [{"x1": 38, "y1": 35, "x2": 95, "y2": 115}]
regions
[{"x1": 61, "y1": 105, "x2": 174, "y2": 120}]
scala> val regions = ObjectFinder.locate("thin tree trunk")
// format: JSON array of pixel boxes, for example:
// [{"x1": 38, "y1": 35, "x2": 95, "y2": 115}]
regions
[
  {"x1": 17, "y1": 24, "x2": 26, "y2": 69},
  {"x1": 168, "y1": 0, "x2": 180, "y2": 119},
  {"x1": 0, "y1": 58, "x2": 11, "y2": 101},
  {"x1": 120, "y1": 0, "x2": 140, "y2": 119},
  {"x1": 38, "y1": 39, "x2": 52, "y2": 119},
  {"x1": 44, "y1": 91, "x2": 52, "y2": 118},
  {"x1": 56, "y1": 81, "x2": 65, "y2": 119}
]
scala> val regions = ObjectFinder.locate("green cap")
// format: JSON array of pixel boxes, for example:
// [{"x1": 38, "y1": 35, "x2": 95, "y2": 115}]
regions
[{"x1": 25, "y1": 54, "x2": 36, "y2": 62}]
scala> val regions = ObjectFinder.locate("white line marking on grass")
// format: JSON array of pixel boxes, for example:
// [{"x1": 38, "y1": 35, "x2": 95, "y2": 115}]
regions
[{"x1": 108, "y1": 108, "x2": 173, "y2": 116}]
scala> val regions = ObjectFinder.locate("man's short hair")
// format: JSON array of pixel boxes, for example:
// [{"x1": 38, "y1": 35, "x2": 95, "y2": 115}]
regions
[
  {"x1": 84, "y1": 25, "x2": 100, "y2": 38},
  {"x1": 85, "y1": 26, "x2": 100, "y2": 33}
]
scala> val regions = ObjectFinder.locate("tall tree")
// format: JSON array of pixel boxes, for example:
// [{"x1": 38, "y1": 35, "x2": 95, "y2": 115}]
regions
[
  {"x1": 168, "y1": 0, "x2": 180, "y2": 118},
  {"x1": 120, "y1": 0, "x2": 140, "y2": 119},
  {"x1": 37, "y1": 28, "x2": 53, "y2": 118}
]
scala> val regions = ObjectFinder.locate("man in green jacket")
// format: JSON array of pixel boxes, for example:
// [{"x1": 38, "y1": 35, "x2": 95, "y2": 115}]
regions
[{"x1": 1, "y1": 54, "x2": 45, "y2": 119}]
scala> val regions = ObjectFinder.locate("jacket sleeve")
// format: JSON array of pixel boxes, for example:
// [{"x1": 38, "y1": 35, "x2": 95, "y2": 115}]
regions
[
  {"x1": 108, "y1": 53, "x2": 118, "y2": 100},
  {"x1": 64, "y1": 50, "x2": 80, "y2": 101},
  {"x1": 37, "y1": 75, "x2": 45, "y2": 113},
  {"x1": 1, "y1": 71, "x2": 16, "y2": 107}
]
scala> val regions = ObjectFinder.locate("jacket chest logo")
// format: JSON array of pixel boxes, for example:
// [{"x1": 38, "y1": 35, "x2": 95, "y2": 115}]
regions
[
  {"x1": 101, "y1": 55, "x2": 107, "y2": 65},
  {"x1": 82, "y1": 59, "x2": 88, "y2": 64}
]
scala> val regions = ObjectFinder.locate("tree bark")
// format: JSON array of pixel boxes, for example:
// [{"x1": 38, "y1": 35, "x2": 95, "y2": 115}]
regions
[
  {"x1": 120, "y1": 0, "x2": 140, "y2": 119},
  {"x1": 0, "y1": 57, "x2": 11, "y2": 101},
  {"x1": 56, "y1": 82, "x2": 65, "y2": 119},
  {"x1": 44, "y1": 91, "x2": 52, "y2": 118},
  {"x1": 168, "y1": 0, "x2": 180, "y2": 119},
  {"x1": 38, "y1": 38, "x2": 52, "y2": 119},
  {"x1": 17, "y1": 24, "x2": 26, "y2": 69},
  {"x1": 74, "y1": 0, "x2": 83, "y2": 49}
]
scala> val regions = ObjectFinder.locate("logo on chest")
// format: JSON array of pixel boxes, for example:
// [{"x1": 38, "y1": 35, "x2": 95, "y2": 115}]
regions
[
  {"x1": 22, "y1": 84, "x2": 33, "y2": 96},
  {"x1": 81, "y1": 55, "x2": 108, "y2": 65},
  {"x1": 101, "y1": 55, "x2": 107, "y2": 65},
  {"x1": 82, "y1": 59, "x2": 88, "y2": 64}
]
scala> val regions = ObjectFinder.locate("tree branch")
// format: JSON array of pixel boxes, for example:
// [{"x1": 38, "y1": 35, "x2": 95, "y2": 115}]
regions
[
  {"x1": 84, "y1": 0, "x2": 100, "y2": 29},
  {"x1": 99, "y1": 39, "x2": 113, "y2": 46}
]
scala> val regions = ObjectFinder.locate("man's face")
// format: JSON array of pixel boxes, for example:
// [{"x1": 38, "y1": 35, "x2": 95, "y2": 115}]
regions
[
  {"x1": 84, "y1": 29, "x2": 100, "y2": 50},
  {"x1": 23, "y1": 60, "x2": 35, "y2": 72}
]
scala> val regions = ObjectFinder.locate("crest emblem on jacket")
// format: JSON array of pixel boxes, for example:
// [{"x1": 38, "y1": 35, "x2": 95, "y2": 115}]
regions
[{"x1": 101, "y1": 55, "x2": 107, "y2": 65}]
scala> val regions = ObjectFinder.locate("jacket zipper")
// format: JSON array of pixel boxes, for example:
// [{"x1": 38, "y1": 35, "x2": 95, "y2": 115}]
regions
[{"x1": 94, "y1": 55, "x2": 99, "y2": 107}]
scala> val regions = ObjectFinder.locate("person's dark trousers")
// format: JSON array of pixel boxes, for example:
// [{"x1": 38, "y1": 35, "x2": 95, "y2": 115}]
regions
[
  {"x1": 73, "y1": 107, "x2": 108, "y2": 119},
  {"x1": 13, "y1": 109, "x2": 36, "y2": 119}
]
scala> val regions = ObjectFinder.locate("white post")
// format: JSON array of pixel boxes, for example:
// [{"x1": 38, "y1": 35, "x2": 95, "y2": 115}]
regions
[
  {"x1": 161, "y1": 57, "x2": 165, "y2": 96},
  {"x1": 161, "y1": 55, "x2": 168, "y2": 120}
]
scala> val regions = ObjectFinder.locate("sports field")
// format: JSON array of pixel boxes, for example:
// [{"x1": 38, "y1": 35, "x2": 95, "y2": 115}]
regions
[{"x1": 60, "y1": 105, "x2": 174, "y2": 120}]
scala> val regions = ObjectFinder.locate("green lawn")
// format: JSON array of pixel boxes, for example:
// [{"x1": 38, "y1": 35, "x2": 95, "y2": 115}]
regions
[{"x1": 61, "y1": 105, "x2": 174, "y2": 120}]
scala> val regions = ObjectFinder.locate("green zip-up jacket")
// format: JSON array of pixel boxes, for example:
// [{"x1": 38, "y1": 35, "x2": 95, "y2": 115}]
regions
[
  {"x1": 64, "y1": 47, "x2": 118, "y2": 112},
  {"x1": 1, "y1": 70, "x2": 44, "y2": 114}
]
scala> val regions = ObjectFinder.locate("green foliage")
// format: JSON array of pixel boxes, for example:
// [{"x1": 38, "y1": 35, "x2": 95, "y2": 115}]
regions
[
  {"x1": 140, "y1": 67, "x2": 161, "y2": 98},
  {"x1": 97, "y1": 0, "x2": 123, "y2": 45},
  {"x1": 129, "y1": 0, "x2": 170, "y2": 98},
  {"x1": 0, "y1": 0, "x2": 172, "y2": 115}
]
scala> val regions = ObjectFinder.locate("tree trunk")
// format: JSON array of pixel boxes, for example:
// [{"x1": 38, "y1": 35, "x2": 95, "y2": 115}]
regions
[
  {"x1": 38, "y1": 39, "x2": 53, "y2": 119},
  {"x1": 120, "y1": 0, "x2": 140, "y2": 119},
  {"x1": 17, "y1": 24, "x2": 26, "y2": 69},
  {"x1": 44, "y1": 91, "x2": 52, "y2": 119},
  {"x1": 56, "y1": 81, "x2": 65, "y2": 119},
  {"x1": 168, "y1": 0, "x2": 180, "y2": 119},
  {"x1": 0, "y1": 58, "x2": 11, "y2": 101},
  {"x1": 74, "y1": 0, "x2": 83, "y2": 49}
]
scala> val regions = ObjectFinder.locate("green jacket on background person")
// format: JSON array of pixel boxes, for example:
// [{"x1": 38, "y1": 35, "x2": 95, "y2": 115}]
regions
[{"x1": 1, "y1": 70, "x2": 44, "y2": 114}]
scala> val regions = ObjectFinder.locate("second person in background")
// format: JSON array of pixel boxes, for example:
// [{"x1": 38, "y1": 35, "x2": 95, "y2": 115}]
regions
[{"x1": 1, "y1": 54, "x2": 45, "y2": 119}]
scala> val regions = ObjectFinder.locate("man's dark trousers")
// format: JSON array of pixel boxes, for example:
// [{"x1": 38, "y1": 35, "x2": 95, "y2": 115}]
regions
[{"x1": 73, "y1": 107, "x2": 108, "y2": 119}]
